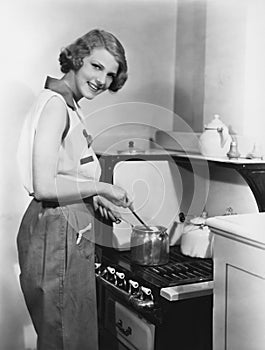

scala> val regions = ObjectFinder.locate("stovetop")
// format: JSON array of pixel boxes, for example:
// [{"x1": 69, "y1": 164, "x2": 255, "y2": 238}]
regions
[
  {"x1": 96, "y1": 245, "x2": 213, "y2": 310},
  {"x1": 121, "y1": 248, "x2": 212, "y2": 288},
  {"x1": 99, "y1": 245, "x2": 213, "y2": 289}
]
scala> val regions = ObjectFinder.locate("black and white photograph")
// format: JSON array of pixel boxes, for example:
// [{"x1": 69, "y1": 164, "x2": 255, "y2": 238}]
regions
[{"x1": 1, "y1": 0, "x2": 265, "y2": 349}]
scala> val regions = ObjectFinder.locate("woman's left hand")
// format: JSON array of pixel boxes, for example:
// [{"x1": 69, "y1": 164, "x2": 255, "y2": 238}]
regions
[{"x1": 93, "y1": 195, "x2": 121, "y2": 223}]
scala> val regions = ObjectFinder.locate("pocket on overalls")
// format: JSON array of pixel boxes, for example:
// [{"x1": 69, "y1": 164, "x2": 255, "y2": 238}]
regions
[{"x1": 76, "y1": 223, "x2": 94, "y2": 259}]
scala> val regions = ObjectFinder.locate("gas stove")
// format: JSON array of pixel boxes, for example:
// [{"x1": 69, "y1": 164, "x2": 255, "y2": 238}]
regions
[
  {"x1": 96, "y1": 245, "x2": 213, "y2": 350},
  {"x1": 95, "y1": 245, "x2": 213, "y2": 311}
]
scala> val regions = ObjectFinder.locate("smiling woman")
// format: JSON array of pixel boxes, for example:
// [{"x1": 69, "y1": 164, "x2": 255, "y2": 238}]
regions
[
  {"x1": 62, "y1": 49, "x2": 120, "y2": 100},
  {"x1": 59, "y1": 29, "x2": 128, "y2": 93},
  {"x1": 16, "y1": 29, "x2": 132, "y2": 350}
]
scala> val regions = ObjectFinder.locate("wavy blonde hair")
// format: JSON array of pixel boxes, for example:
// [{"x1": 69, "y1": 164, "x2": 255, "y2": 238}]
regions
[{"x1": 59, "y1": 29, "x2": 128, "y2": 92}]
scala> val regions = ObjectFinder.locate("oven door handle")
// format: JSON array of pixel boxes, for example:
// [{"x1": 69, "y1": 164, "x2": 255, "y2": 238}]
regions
[
  {"x1": 116, "y1": 319, "x2": 132, "y2": 337},
  {"x1": 160, "y1": 280, "x2": 214, "y2": 301}
]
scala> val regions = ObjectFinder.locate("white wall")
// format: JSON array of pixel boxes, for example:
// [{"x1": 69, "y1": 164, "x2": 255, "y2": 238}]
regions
[
  {"x1": 173, "y1": 0, "x2": 207, "y2": 132},
  {"x1": 204, "y1": 0, "x2": 265, "y2": 153},
  {"x1": 172, "y1": 0, "x2": 261, "y2": 220},
  {"x1": 0, "y1": 1, "x2": 177, "y2": 349},
  {"x1": 244, "y1": 0, "x2": 265, "y2": 148},
  {"x1": 174, "y1": 0, "x2": 265, "y2": 155},
  {"x1": 199, "y1": 0, "x2": 264, "y2": 217},
  {"x1": 203, "y1": 0, "x2": 247, "y2": 134}
]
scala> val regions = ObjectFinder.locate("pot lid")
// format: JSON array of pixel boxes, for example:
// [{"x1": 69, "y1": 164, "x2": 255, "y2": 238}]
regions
[
  {"x1": 190, "y1": 216, "x2": 206, "y2": 225},
  {"x1": 117, "y1": 141, "x2": 145, "y2": 154},
  {"x1": 205, "y1": 114, "x2": 228, "y2": 130},
  {"x1": 189, "y1": 211, "x2": 208, "y2": 225}
]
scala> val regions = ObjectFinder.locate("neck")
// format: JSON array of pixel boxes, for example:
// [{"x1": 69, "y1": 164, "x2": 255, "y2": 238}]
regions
[{"x1": 61, "y1": 74, "x2": 81, "y2": 102}]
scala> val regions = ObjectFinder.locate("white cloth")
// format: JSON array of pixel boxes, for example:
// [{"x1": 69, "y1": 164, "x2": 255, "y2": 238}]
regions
[{"x1": 17, "y1": 89, "x2": 101, "y2": 195}]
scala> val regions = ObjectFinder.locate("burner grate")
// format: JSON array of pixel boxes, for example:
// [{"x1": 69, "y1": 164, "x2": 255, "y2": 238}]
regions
[{"x1": 118, "y1": 246, "x2": 213, "y2": 288}]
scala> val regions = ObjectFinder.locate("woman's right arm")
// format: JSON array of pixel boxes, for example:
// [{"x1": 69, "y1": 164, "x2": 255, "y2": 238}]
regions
[{"x1": 32, "y1": 96, "x2": 131, "y2": 207}]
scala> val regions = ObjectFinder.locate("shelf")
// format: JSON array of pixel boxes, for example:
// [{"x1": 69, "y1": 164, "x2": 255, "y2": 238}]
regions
[{"x1": 96, "y1": 150, "x2": 265, "y2": 212}]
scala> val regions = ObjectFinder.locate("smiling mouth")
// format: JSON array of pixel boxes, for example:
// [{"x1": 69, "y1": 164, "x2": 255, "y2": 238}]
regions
[{"x1": 88, "y1": 82, "x2": 102, "y2": 92}]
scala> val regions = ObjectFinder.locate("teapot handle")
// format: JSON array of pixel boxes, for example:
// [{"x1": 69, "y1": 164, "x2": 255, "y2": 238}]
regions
[{"x1": 217, "y1": 127, "x2": 229, "y2": 148}]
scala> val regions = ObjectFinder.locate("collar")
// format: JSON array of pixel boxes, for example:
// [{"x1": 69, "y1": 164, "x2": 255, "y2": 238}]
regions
[{"x1": 44, "y1": 76, "x2": 80, "y2": 110}]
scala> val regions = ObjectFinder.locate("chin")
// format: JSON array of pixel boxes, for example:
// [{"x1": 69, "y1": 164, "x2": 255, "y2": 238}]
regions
[
  {"x1": 84, "y1": 95, "x2": 95, "y2": 100},
  {"x1": 84, "y1": 89, "x2": 102, "y2": 100},
  {"x1": 82, "y1": 91, "x2": 96, "y2": 100}
]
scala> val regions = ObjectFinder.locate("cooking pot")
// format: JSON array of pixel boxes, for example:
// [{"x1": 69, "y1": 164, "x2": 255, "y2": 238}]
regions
[{"x1": 130, "y1": 225, "x2": 169, "y2": 266}]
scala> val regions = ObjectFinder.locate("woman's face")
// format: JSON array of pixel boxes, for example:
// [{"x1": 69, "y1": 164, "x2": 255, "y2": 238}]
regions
[{"x1": 73, "y1": 48, "x2": 119, "y2": 100}]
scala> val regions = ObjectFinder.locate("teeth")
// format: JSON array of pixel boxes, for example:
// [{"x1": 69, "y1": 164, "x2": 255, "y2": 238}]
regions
[{"x1": 88, "y1": 82, "x2": 99, "y2": 91}]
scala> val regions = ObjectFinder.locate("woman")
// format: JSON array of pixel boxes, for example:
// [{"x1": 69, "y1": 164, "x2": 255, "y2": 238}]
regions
[{"x1": 17, "y1": 29, "x2": 131, "y2": 350}]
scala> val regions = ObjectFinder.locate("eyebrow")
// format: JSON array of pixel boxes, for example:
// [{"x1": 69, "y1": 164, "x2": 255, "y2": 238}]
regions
[{"x1": 92, "y1": 60, "x2": 117, "y2": 76}]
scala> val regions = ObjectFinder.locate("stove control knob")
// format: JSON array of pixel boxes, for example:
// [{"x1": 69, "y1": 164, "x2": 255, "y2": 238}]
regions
[
  {"x1": 129, "y1": 280, "x2": 139, "y2": 288},
  {"x1": 115, "y1": 272, "x2": 127, "y2": 291},
  {"x1": 107, "y1": 266, "x2": 116, "y2": 274},
  {"x1": 94, "y1": 262, "x2": 102, "y2": 274},
  {"x1": 141, "y1": 286, "x2": 152, "y2": 297},
  {"x1": 128, "y1": 279, "x2": 140, "y2": 295},
  {"x1": 116, "y1": 271, "x2": 125, "y2": 279},
  {"x1": 140, "y1": 286, "x2": 154, "y2": 302},
  {"x1": 105, "y1": 266, "x2": 117, "y2": 285},
  {"x1": 129, "y1": 286, "x2": 155, "y2": 309}
]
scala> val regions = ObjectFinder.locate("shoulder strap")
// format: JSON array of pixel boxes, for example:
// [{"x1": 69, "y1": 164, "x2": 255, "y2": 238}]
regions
[{"x1": 61, "y1": 112, "x2": 70, "y2": 141}]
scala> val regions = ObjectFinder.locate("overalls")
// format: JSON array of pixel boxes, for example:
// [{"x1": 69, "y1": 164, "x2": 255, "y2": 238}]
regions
[{"x1": 17, "y1": 84, "x2": 101, "y2": 350}]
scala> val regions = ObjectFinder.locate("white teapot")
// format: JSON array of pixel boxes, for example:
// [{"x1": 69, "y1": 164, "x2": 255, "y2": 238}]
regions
[
  {"x1": 180, "y1": 213, "x2": 213, "y2": 258},
  {"x1": 199, "y1": 114, "x2": 232, "y2": 157}
]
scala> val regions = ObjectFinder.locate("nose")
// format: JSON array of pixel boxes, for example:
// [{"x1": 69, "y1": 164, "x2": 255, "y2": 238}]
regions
[{"x1": 96, "y1": 72, "x2": 106, "y2": 88}]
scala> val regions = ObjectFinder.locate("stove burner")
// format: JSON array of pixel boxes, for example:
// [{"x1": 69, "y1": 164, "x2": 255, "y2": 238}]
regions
[{"x1": 117, "y1": 246, "x2": 213, "y2": 288}]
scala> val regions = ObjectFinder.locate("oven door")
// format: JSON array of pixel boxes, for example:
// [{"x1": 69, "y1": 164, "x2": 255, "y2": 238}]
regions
[
  {"x1": 98, "y1": 278, "x2": 213, "y2": 350},
  {"x1": 104, "y1": 290, "x2": 155, "y2": 350}
]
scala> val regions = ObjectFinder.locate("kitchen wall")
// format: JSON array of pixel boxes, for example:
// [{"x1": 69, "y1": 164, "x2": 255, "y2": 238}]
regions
[
  {"x1": 172, "y1": 0, "x2": 263, "y2": 217},
  {"x1": 174, "y1": 0, "x2": 265, "y2": 151},
  {"x1": 174, "y1": 0, "x2": 207, "y2": 132},
  {"x1": 205, "y1": 0, "x2": 265, "y2": 148},
  {"x1": 0, "y1": 1, "x2": 177, "y2": 349}
]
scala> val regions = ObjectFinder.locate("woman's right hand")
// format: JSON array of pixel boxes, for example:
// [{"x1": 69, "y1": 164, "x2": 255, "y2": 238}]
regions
[{"x1": 104, "y1": 184, "x2": 133, "y2": 209}]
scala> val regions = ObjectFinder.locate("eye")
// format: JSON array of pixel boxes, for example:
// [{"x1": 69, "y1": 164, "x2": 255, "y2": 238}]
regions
[
  {"x1": 92, "y1": 63, "x2": 101, "y2": 70},
  {"x1": 107, "y1": 72, "x2": 115, "y2": 79}
]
